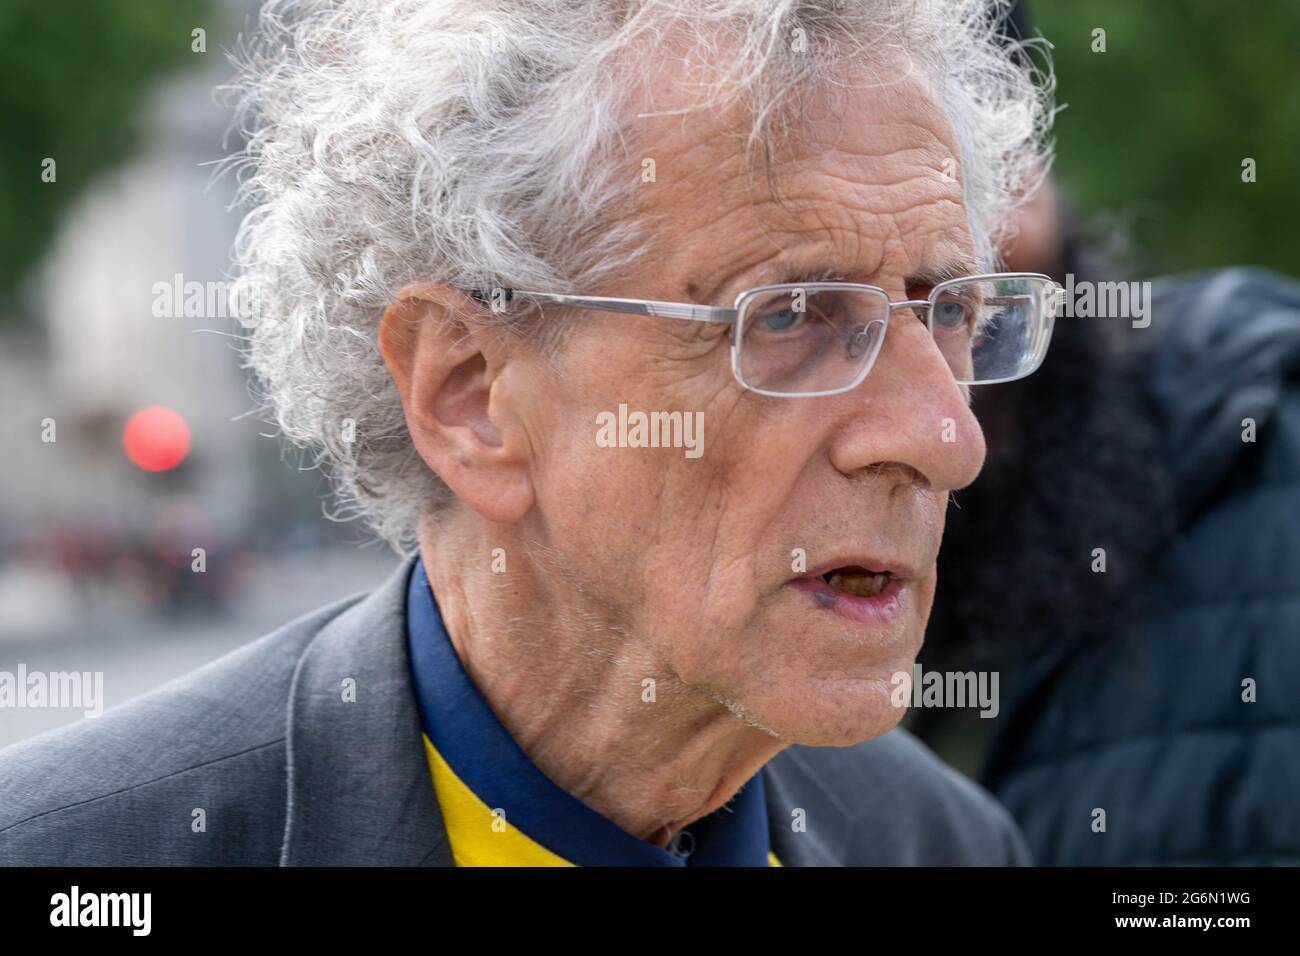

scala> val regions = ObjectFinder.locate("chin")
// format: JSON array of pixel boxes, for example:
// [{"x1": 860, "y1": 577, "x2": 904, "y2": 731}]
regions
[{"x1": 727, "y1": 668, "x2": 915, "y2": 748}]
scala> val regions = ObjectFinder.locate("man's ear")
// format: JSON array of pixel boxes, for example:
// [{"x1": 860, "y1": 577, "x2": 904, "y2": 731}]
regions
[{"x1": 378, "y1": 283, "x2": 535, "y2": 524}]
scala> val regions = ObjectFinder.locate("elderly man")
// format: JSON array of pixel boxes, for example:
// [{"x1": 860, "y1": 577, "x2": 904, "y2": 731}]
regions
[{"x1": 0, "y1": 0, "x2": 1054, "y2": 866}]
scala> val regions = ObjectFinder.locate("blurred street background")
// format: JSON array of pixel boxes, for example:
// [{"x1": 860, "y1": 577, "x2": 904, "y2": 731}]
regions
[{"x1": 0, "y1": 0, "x2": 398, "y2": 747}]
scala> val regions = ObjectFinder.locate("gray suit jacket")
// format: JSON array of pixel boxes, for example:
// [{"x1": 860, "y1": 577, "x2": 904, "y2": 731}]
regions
[{"x1": 0, "y1": 558, "x2": 1030, "y2": 866}]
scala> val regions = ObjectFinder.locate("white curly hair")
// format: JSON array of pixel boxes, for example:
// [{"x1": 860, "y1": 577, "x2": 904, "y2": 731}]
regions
[{"x1": 226, "y1": 0, "x2": 1053, "y2": 552}]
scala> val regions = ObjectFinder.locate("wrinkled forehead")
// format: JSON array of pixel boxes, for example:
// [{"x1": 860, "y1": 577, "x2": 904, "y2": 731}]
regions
[{"x1": 619, "y1": 46, "x2": 974, "y2": 298}]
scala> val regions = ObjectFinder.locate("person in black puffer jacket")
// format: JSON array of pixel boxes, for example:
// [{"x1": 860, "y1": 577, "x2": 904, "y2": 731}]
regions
[
  {"x1": 982, "y1": 267, "x2": 1300, "y2": 865},
  {"x1": 911, "y1": 0, "x2": 1300, "y2": 866},
  {"x1": 920, "y1": 266, "x2": 1300, "y2": 865}
]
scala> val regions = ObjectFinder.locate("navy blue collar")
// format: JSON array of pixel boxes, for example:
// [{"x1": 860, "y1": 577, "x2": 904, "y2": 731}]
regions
[{"x1": 406, "y1": 559, "x2": 773, "y2": 866}]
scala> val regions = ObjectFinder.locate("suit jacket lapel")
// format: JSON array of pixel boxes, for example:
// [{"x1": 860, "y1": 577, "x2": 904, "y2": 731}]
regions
[
  {"x1": 764, "y1": 748, "x2": 850, "y2": 866},
  {"x1": 280, "y1": 556, "x2": 452, "y2": 866}
]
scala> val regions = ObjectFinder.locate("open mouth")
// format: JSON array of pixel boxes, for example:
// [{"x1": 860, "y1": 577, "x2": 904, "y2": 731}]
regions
[
  {"x1": 820, "y1": 566, "x2": 893, "y2": 599},
  {"x1": 789, "y1": 561, "x2": 909, "y2": 628}
]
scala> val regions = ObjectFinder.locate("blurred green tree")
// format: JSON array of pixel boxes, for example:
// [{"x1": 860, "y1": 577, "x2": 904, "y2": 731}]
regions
[
  {"x1": 1029, "y1": 0, "x2": 1300, "y2": 277},
  {"x1": 0, "y1": 0, "x2": 211, "y2": 316},
  {"x1": 0, "y1": 0, "x2": 1294, "y2": 313}
]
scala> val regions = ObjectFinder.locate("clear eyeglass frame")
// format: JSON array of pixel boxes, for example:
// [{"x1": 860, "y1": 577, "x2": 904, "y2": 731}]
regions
[{"x1": 466, "y1": 272, "x2": 1061, "y2": 398}]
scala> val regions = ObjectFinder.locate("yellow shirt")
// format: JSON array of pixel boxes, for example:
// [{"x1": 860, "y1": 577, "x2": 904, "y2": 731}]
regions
[{"x1": 422, "y1": 733, "x2": 783, "y2": 867}]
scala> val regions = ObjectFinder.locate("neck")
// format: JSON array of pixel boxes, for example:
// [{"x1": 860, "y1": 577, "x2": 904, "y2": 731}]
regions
[{"x1": 417, "y1": 512, "x2": 785, "y2": 847}]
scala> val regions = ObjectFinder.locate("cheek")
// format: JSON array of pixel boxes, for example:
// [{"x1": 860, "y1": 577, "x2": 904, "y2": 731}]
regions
[
  {"x1": 516, "y1": 340, "x2": 663, "y2": 503},
  {"x1": 515, "y1": 334, "x2": 849, "y2": 671},
  {"x1": 513, "y1": 346, "x2": 734, "y2": 610}
]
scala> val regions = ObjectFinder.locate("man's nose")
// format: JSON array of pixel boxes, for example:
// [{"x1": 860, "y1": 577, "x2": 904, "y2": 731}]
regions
[{"x1": 826, "y1": 310, "x2": 986, "y2": 492}]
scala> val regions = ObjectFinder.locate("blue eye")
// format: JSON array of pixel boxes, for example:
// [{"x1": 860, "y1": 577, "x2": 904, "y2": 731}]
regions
[
  {"x1": 760, "y1": 306, "x2": 806, "y2": 332},
  {"x1": 934, "y1": 299, "x2": 969, "y2": 329}
]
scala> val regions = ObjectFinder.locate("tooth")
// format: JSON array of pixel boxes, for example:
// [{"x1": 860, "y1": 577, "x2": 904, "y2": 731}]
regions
[
  {"x1": 858, "y1": 573, "x2": 886, "y2": 597},
  {"x1": 821, "y1": 571, "x2": 891, "y2": 598}
]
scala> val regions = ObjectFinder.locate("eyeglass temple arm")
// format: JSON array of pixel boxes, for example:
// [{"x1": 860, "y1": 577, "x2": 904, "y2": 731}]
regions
[{"x1": 467, "y1": 288, "x2": 735, "y2": 325}]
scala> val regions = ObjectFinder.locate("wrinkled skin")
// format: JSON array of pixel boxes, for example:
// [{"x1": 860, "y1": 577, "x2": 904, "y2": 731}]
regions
[{"x1": 380, "y1": 64, "x2": 986, "y2": 846}]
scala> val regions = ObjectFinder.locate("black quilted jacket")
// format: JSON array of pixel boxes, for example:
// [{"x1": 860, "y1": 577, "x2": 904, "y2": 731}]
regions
[{"x1": 981, "y1": 267, "x2": 1300, "y2": 865}]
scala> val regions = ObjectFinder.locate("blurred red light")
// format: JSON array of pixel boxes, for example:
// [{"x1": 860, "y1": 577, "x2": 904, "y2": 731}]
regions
[{"x1": 123, "y1": 406, "x2": 191, "y2": 472}]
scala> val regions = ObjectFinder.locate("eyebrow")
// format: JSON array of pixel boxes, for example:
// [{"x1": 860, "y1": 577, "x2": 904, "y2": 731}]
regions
[
  {"x1": 904, "y1": 255, "x2": 980, "y2": 288},
  {"x1": 772, "y1": 264, "x2": 850, "y2": 286},
  {"x1": 773, "y1": 254, "x2": 980, "y2": 293},
  {"x1": 698, "y1": 233, "x2": 979, "y2": 305}
]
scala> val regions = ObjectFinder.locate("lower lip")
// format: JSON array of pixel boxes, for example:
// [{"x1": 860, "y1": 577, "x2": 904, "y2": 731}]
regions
[{"x1": 788, "y1": 575, "x2": 908, "y2": 627}]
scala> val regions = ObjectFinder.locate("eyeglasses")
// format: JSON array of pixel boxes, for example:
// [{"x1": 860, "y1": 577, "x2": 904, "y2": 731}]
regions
[{"x1": 467, "y1": 272, "x2": 1060, "y2": 397}]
